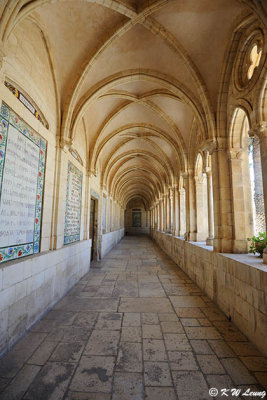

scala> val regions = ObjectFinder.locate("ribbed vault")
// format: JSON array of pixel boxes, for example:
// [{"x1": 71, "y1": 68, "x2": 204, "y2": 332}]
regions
[{"x1": 0, "y1": 0, "x2": 263, "y2": 210}]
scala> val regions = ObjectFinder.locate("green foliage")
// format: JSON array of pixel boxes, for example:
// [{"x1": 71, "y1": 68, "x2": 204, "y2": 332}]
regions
[{"x1": 247, "y1": 232, "x2": 267, "y2": 258}]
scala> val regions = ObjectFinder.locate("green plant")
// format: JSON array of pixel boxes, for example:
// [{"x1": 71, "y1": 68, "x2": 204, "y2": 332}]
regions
[{"x1": 247, "y1": 232, "x2": 267, "y2": 258}]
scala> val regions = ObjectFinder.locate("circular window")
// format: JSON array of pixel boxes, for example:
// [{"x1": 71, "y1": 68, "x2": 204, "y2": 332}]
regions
[
  {"x1": 247, "y1": 42, "x2": 262, "y2": 80},
  {"x1": 235, "y1": 30, "x2": 264, "y2": 91}
]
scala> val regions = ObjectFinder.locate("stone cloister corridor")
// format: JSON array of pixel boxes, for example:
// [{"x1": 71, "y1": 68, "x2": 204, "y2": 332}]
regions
[
  {"x1": 1, "y1": 0, "x2": 267, "y2": 399},
  {"x1": 0, "y1": 236, "x2": 266, "y2": 400}
]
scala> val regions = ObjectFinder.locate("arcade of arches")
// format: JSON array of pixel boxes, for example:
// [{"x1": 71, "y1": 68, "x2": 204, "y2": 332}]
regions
[{"x1": 0, "y1": 0, "x2": 267, "y2": 396}]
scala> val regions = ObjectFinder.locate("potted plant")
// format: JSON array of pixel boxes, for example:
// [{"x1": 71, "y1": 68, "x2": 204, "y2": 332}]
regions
[{"x1": 247, "y1": 232, "x2": 267, "y2": 258}]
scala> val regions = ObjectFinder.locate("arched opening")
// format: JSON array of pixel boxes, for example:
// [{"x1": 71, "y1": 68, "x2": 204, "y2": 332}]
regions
[
  {"x1": 125, "y1": 198, "x2": 150, "y2": 235},
  {"x1": 195, "y1": 154, "x2": 209, "y2": 242},
  {"x1": 229, "y1": 107, "x2": 265, "y2": 252}
]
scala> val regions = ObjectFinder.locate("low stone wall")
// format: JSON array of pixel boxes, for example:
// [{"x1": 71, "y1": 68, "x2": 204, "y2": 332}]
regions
[
  {"x1": 101, "y1": 229, "x2": 124, "y2": 258},
  {"x1": 151, "y1": 229, "x2": 267, "y2": 356},
  {"x1": 0, "y1": 239, "x2": 91, "y2": 357}
]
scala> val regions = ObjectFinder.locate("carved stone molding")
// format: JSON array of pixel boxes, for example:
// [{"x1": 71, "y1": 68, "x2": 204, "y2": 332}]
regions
[
  {"x1": 228, "y1": 148, "x2": 244, "y2": 160},
  {"x1": 248, "y1": 123, "x2": 267, "y2": 139}
]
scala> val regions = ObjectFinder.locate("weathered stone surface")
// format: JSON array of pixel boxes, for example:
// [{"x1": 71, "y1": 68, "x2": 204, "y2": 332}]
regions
[
  {"x1": 112, "y1": 373, "x2": 143, "y2": 400},
  {"x1": 25, "y1": 362, "x2": 76, "y2": 400},
  {"x1": 144, "y1": 361, "x2": 172, "y2": 386},
  {"x1": 119, "y1": 298, "x2": 173, "y2": 313},
  {"x1": 0, "y1": 364, "x2": 40, "y2": 400},
  {"x1": 168, "y1": 351, "x2": 198, "y2": 370},
  {"x1": 196, "y1": 354, "x2": 225, "y2": 374},
  {"x1": 172, "y1": 371, "x2": 209, "y2": 400},
  {"x1": 0, "y1": 333, "x2": 47, "y2": 378},
  {"x1": 143, "y1": 339, "x2": 168, "y2": 361},
  {"x1": 122, "y1": 313, "x2": 141, "y2": 327},
  {"x1": 221, "y1": 358, "x2": 257, "y2": 385},
  {"x1": 164, "y1": 334, "x2": 191, "y2": 351},
  {"x1": 84, "y1": 330, "x2": 120, "y2": 356},
  {"x1": 145, "y1": 387, "x2": 177, "y2": 400},
  {"x1": 95, "y1": 313, "x2": 122, "y2": 330},
  {"x1": 50, "y1": 342, "x2": 85, "y2": 363},
  {"x1": 70, "y1": 356, "x2": 115, "y2": 393},
  {"x1": 116, "y1": 342, "x2": 142, "y2": 372}
]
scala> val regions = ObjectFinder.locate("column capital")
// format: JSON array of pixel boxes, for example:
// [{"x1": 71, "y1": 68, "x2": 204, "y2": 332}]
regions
[
  {"x1": 207, "y1": 137, "x2": 228, "y2": 154},
  {"x1": 200, "y1": 139, "x2": 217, "y2": 154},
  {"x1": 204, "y1": 166, "x2": 212, "y2": 176},
  {"x1": 60, "y1": 137, "x2": 73, "y2": 152},
  {"x1": 228, "y1": 148, "x2": 243, "y2": 161},
  {"x1": 248, "y1": 123, "x2": 267, "y2": 139}
]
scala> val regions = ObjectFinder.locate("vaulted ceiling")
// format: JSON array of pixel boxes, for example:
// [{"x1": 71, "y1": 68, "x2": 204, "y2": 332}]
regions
[{"x1": 1, "y1": 0, "x2": 266, "y2": 209}]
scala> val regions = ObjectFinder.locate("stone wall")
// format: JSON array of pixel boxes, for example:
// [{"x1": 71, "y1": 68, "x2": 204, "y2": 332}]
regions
[
  {"x1": 0, "y1": 239, "x2": 91, "y2": 357},
  {"x1": 101, "y1": 229, "x2": 125, "y2": 258},
  {"x1": 151, "y1": 229, "x2": 267, "y2": 356}
]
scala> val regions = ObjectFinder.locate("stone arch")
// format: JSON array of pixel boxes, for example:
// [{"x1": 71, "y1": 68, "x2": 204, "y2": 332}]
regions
[{"x1": 229, "y1": 107, "x2": 254, "y2": 252}]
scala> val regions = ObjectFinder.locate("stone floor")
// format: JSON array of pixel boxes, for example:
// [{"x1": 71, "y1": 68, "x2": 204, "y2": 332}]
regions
[{"x1": 0, "y1": 236, "x2": 266, "y2": 400}]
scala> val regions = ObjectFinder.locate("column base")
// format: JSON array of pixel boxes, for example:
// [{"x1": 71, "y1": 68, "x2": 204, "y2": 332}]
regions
[
  {"x1": 188, "y1": 232, "x2": 197, "y2": 241},
  {"x1": 213, "y1": 238, "x2": 249, "y2": 253},
  {"x1": 206, "y1": 237, "x2": 214, "y2": 246}
]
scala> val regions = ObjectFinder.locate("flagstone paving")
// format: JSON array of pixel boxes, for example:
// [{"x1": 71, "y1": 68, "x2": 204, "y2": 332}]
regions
[{"x1": 0, "y1": 236, "x2": 266, "y2": 399}]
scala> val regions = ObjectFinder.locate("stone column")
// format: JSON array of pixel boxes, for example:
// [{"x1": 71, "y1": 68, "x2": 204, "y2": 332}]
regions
[
  {"x1": 195, "y1": 174, "x2": 206, "y2": 242},
  {"x1": 184, "y1": 170, "x2": 197, "y2": 241},
  {"x1": 160, "y1": 197, "x2": 163, "y2": 231},
  {"x1": 210, "y1": 138, "x2": 233, "y2": 252},
  {"x1": 157, "y1": 202, "x2": 160, "y2": 230},
  {"x1": 229, "y1": 148, "x2": 253, "y2": 253},
  {"x1": 165, "y1": 193, "x2": 169, "y2": 232},
  {"x1": 179, "y1": 187, "x2": 186, "y2": 237},
  {"x1": 174, "y1": 185, "x2": 180, "y2": 236},
  {"x1": 163, "y1": 194, "x2": 168, "y2": 232},
  {"x1": 206, "y1": 169, "x2": 214, "y2": 245},
  {"x1": 169, "y1": 187, "x2": 173, "y2": 234}
]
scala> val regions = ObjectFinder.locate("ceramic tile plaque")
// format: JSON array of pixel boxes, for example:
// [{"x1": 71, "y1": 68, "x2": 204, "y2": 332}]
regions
[
  {"x1": 64, "y1": 161, "x2": 82, "y2": 245},
  {"x1": 0, "y1": 102, "x2": 47, "y2": 264}
]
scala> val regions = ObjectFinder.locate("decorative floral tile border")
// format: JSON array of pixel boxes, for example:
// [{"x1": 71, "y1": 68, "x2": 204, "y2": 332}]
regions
[
  {"x1": 64, "y1": 161, "x2": 83, "y2": 245},
  {"x1": 0, "y1": 102, "x2": 47, "y2": 264}
]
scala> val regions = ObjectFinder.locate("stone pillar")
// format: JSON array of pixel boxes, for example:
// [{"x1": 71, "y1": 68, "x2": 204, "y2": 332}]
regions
[
  {"x1": 211, "y1": 138, "x2": 233, "y2": 252},
  {"x1": 165, "y1": 193, "x2": 170, "y2": 232},
  {"x1": 179, "y1": 186, "x2": 186, "y2": 237},
  {"x1": 229, "y1": 148, "x2": 252, "y2": 253},
  {"x1": 169, "y1": 188, "x2": 173, "y2": 234},
  {"x1": 206, "y1": 169, "x2": 214, "y2": 245},
  {"x1": 163, "y1": 194, "x2": 168, "y2": 232},
  {"x1": 160, "y1": 198, "x2": 164, "y2": 231},
  {"x1": 172, "y1": 186, "x2": 177, "y2": 235},
  {"x1": 195, "y1": 174, "x2": 207, "y2": 242},
  {"x1": 157, "y1": 202, "x2": 160, "y2": 230},
  {"x1": 184, "y1": 170, "x2": 197, "y2": 241},
  {"x1": 174, "y1": 185, "x2": 179, "y2": 236}
]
